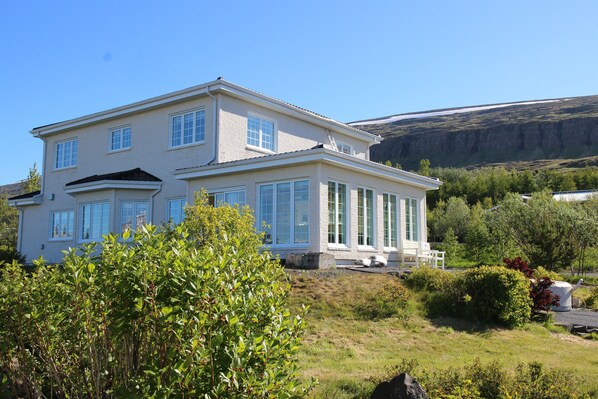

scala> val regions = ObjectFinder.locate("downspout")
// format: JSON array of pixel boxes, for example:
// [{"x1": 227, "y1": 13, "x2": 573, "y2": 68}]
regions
[
  {"x1": 16, "y1": 209, "x2": 23, "y2": 254},
  {"x1": 40, "y1": 138, "x2": 47, "y2": 196},
  {"x1": 150, "y1": 184, "x2": 163, "y2": 225},
  {"x1": 205, "y1": 85, "x2": 219, "y2": 165}
]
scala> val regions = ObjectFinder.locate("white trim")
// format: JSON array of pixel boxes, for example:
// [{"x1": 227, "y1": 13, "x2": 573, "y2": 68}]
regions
[
  {"x1": 48, "y1": 209, "x2": 75, "y2": 242},
  {"x1": 53, "y1": 138, "x2": 78, "y2": 170},
  {"x1": 167, "y1": 197, "x2": 187, "y2": 225},
  {"x1": 247, "y1": 113, "x2": 277, "y2": 152},
  {"x1": 245, "y1": 145, "x2": 276, "y2": 155},
  {"x1": 31, "y1": 80, "x2": 380, "y2": 145},
  {"x1": 327, "y1": 180, "x2": 350, "y2": 247},
  {"x1": 357, "y1": 186, "x2": 376, "y2": 249},
  {"x1": 79, "y1": 201, "x2": 110, "y2": 243},
  {"x1": 65, "y1": 180, "x2": 162, "y2": 195},
  {"x1": 175, "y1": 147, "x2": 442, "y2": 190},
  {"x1": 108, "y1": 124, "x2": 132, "y2": 153},
  {"x1": 8, "y1": 195, "x2": 43, "y2": 207}
]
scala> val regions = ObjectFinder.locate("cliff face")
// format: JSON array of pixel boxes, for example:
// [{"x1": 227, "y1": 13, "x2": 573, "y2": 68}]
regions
[{"x1": 352, "y1": 96, "x2": 598, "y2": 169}]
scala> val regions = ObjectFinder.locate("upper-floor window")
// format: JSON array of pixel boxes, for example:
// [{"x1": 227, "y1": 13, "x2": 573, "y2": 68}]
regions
[
  {"x1": 81, "y1": 202, "x2": 109, "y2": 242},
  {"x1": 171, "y1": 109, "x2": 205, "y2": 147},
  {"x1": 50, "y1": 210, "x2": 74, "y2": 240},
  {"x1": 247, "y1": 114, "x2": 275, "y2": 151},
  {"x1": 55, "y1": 139, "x2": 78, "y2": 169},
  {"x1": 337, "y1": 143, "x2": 353, "y2": 155},
  {"x1": 168, "y1": 198, "x2": 187, "y2": 225},
  {"x1": 405, "y1": 198, "x2": 419, "y2": 242},
  {"x1": 110, "y1": 126, "x2": 131, "y2": 151}
]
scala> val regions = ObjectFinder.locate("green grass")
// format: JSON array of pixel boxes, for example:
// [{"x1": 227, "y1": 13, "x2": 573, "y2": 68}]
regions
[{"x1": 290, "y1": 270, "x2": 598, "y2": 398}]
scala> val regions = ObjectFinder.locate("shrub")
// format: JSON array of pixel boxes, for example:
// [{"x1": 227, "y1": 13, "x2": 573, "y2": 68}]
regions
[
  {"x1": 503, "y1": 258, "x2": 560, "y2": 313},
  {"x1": 0, "y1": 196, "x2": 310, "y2": 398},
  {"x1": 534, "y1": 266, "x2": 561, "y2": 281},
  {"x1": 405, "y1": 266, "x2": 455, "y2": 292},
  {"x1": 455, "y1": 266, "x2": 532, "y2": 327},
  {"x1": 355, "y1": 279, "x2": 411, "y2": 321},
  {"x1": 0, "y1": 245, "x2": 24, "y2": 265}
]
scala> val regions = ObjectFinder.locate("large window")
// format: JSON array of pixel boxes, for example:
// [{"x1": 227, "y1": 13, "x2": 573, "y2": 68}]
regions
[
  {"x1": 121, "y1": 201, "x2": 149, "y2": 234},
  {"x1": 259, "y1": 180, "x2": 309, "y2": 245},
  {"x1": 208, "y1": 190, "x2": 246, "y2": 208},
  {"x1": 110, "y1": 126, "x2": 131, "y2": 151},
  {"x1": 328, "y1": 181, "x2": 347, "y2": 245},
  {"x1": 383, "y1": 193, "x2": 398, "y2": 248},
  {"x1": 357, "y1": 187, "x2": 374, "y2": 247},
  {"x1": 168, "y1": 198, "x2": 187, "y2": 225},
  {"x1": 171, "y1": 109, "x2": 205, "y2": 147},
  {"x1": 405, "y1": 198, "x2": 419, "y2": 241},
  {"x1": 50, "y1": 210, "x2": 74, "y2": 240},
  {"x1": 81, "y1": 202, "x2": 109, "y2": 241},
  {"x1": 55, "y1": 139, "x2": 78, "y2": 169},
  {"x1": 247, "y1": 115, "x2": 275, "y2": 151}
]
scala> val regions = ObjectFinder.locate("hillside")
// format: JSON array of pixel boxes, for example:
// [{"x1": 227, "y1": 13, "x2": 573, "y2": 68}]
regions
[{"x1": 351, "y1": 95, "x2": 598, "y2": 170}]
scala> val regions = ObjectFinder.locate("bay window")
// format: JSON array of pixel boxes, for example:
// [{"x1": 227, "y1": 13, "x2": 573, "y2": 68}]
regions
[
  {"x1": 405, "y1": 197, "x2": 419, "y2": 241},
  {"x1": 81, "y1": 202, "x2": 109, "y2": 241},
  {"x1": 383, "y1": 193, "x2": 398, "y2": 248},
  {"x1": 259, "y1": 180, "x2": 309, "y2": 245},
  {"x1": 357, "y1": 187, "x2": 374, "y2": 247},
  {"x1": 328, "y1": 181, "x2": 347, "y2": 245}
]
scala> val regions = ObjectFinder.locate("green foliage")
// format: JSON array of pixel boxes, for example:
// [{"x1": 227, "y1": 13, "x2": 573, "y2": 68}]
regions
[
  {"x1": 23, "y1": 163, "x2": 41, "y2": 193},
  {"x1": 419, "y1": 159, "x2": 431, "y2": 177},
  {"x1": 355, "y1": 280, "x2": 411, "y2": 321},
  {"x1": 490, "y1": 191, "x2": 580, "y2": 271},
  {"x1": 464, "y1": 203, "x2": 492, "y2": 264},
  {"x1": 0, "y1": 195, "x2": 310, "y2": 398},
  {"x1": 0, "y1": 195, "x2": 18, "y2": 248},
  {"x1": 381, "y1": 359, "x2": 592, "y2": 399},
  {"x1": 533, "y1": 266, "x2": 561, "y2": 281},
  {"x1": 405, "y1": 266, "x2": 455, "y2": 292},
  {"x1": 455, "y1": 266, "x2": 532, "y2": 327},
  {"x1": 438, "y1": 227, "x2": 461, "y2": 263},
  {"x1": 0, "y1": 245, "x2": 24, "y2": 265}
]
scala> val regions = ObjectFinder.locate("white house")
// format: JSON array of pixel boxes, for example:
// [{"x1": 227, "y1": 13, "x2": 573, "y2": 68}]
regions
[{"x1": 9, "y1": 78, "x2": 441, "y2": 266}]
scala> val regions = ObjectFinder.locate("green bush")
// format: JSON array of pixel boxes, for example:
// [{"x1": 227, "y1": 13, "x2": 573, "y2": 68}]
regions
[
  {"x1": 0, "y1": 245, "x2": 24, "y2": 265},
  {"x1": 405, "y1": 266, "x2": 455, "y2": 292},
  {"x1": 355, "y1": 279, "x2": 411, "y2": 321},
  {"x1": 533, "y1": 266, "x2": 561, "y2": 281},
  {"x1": 379, "y1": 359, "x2": 592, "y2": 399},
  {"x1": 455, "y1": 266, "x2": 532, "y2": 327},
  {"x1": 0, "y1": 194, "x2": 310, "y2": 398}
]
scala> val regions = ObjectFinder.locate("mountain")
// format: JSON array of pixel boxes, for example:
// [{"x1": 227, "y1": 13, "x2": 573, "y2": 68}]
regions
[
  {"x1": 350, "y1": 95, "x2": 598, "y2": 170},
  {"x1": 0, "y1": 182, "x2": 24, "y2": 197}
]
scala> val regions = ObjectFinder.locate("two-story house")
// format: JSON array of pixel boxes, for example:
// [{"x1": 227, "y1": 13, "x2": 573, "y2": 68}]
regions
[{"x1": 9, "y1": 78, "x2": 441, "y2": 266}]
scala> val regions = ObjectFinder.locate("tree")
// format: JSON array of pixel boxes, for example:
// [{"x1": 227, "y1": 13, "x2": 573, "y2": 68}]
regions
[
  {"x1": 0, "y1": 195, "x2": 18, "y2": 248},
  {"x1": 23, "y1": 163, "x2": 41, "y2": 193},
  {"x1": 465, "y1": 203, "x2": 491, "y2": 264},
  {"x1": 491, "y1": 191, "x2": 578, "y2": 271},
  {"x1": 418, "y1": 159, "x2": 430, "y2": 177}
]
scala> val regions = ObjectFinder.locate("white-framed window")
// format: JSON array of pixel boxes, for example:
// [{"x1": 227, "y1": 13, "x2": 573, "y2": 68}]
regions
[
  {"x1": 405, "y1": 197, "x2": 419, "y2": 241},
  {"x1": 357, "y1": 187, "x2": 375, "y2": 247},
  {"x1": 50, "y1": 210, "x2": 74, "y2": 240},
  {"x1": 259, "y1": 180, "x2": 309, "y2": 245},
  {"x1": 170, "y1": 108, "x2": 205, "y2": 147},
  {"x1": 121, "y1": 201, "x2": 149, "y2": 234},
  {"x1": 247, "y1": 114, "x2": 275, "y2": 151},
  {"x1": 80, "y1": 202, "x2": 109, "y2": 241},
  {"x1": 208, "y1": 190, "x2": 246, "y2": 208},
  {"x1": 328, "y1": 181, "x2": 347, "y2": 245},
  {"x1": 110, "y1": 126, "x2": 131, "y2": 151},
  {"x1": 383, "y1": 193, "x2": 398, "y2": 249},
  {"x1": 168, "y1": 198, "x2": 187, "y2": 225},
  {"x1": 55, "y1": 139, "x2": 78, "y2": 169},
  {"x1": 337, "y1": 142, "x2": 353, "y2": 155}
]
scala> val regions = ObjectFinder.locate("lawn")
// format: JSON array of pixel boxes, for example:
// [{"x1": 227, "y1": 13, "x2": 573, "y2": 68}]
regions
[{"x1": 289, "y1": 269, "x2": 598, "y2": 398}]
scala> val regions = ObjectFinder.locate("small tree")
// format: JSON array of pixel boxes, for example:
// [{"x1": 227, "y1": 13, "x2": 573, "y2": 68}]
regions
[
  {"x1": 23, "y1": 163, "x2": 41, "y2": 193},
  {"x1": 465, "y1": 203, "x2": 491, "y2": 264},
  {"x1": 418, "y1": 159, "x2": 431, "y2": 177}
]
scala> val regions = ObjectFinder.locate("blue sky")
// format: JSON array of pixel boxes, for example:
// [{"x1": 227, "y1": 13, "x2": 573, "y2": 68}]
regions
[{"x1": 1, "y1": 0, "x2": 598, "y2": 185}]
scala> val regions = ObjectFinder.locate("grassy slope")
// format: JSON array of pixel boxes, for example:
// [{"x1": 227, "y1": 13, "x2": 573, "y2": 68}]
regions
[{"x1": 289, "y1": 270, "x2": 598, "y2": 398}]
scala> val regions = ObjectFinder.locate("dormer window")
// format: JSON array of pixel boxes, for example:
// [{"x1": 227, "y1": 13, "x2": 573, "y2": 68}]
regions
[
  {"x1": 337, "y1": 142, "x2": 353, "y2": 155},
  {"x1": 247, "y1": 114, "x2": 275, "y2": 152}
]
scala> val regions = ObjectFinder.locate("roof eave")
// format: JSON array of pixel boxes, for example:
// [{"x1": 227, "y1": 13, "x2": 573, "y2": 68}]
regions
[
  {"x1": 8, "y1": 195, "x2": 43, "y2": 207},
  {"x1": 64, "y1": 180, "x2": 162, "y2": 195},
  {"x1": 174, "y1": 148, "x2": 441, "y2": 190}
]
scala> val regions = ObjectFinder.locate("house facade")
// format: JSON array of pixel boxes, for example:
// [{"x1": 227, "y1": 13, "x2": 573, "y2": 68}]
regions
[{"x1": 9, "y1": 79, "x2": 441, "y2": 265}]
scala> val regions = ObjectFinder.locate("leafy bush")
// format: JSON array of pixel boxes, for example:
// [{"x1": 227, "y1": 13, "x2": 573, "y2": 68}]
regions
[
  {"x1": 378, "y1": 359, "x2": 592, "y2": 399},
  {"x1": 405, "y1": 266, "x2": 455, "y2": 292},
  {"x1": 355, "y1": 279, "x2": 411, "y2": 321},
  {"x1": 534, "y1": 266, "x2": 561, "y2": 281},
  {"x1": 0, "y1": 195, "x2": 310, "y2": 398},
  {"x1": 455, "y1": 266, "x2": 532, "y2": 327},
  {"x1": 503, "y1": 258, "x2": 560, "y2": 313},
  {"x1": 0, "y1": 245, "x2": 24, "y2": 265}
]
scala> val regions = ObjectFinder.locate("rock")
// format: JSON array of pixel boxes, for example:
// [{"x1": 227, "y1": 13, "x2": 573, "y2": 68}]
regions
[{"x1": 371, "y1": 372, "x2": 428, "y2": 399}]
